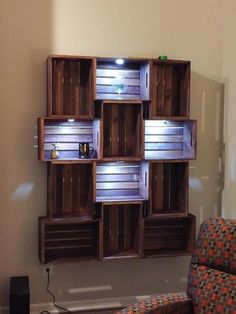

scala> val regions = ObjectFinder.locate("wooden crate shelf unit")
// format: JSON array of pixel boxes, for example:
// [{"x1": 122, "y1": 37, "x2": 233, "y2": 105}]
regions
[
  {"x1": 39, "y1": 218, "x2": 101, "y2": 263},
  {"x1": 144, "y1": 119, "x2": 196, "y2": 160},
  {"x1": 149, "y1": 60, "x2": 190, "y2": 118},
  {"x1": 96, "y1": 162, "x2": 148, "y2": 202},
  {"x1": 143, "y1": 214, "x2": 195, "y2": 257},
  {"x1": 37, "y1": 54, "x2": 197, "y2": 263},
  {"x1": 102, "y1": 203, "x2": 142, "y2": 259},
  {"x1": 102, "y1": 101, "x2": 143, "y2": 159},
  {"x1": 38, "y1": 118, "x2": 100, "y2": 161},
  {"x1": 47, "y1": 163, "x2": 94, "y2": 219},
  {"x1": 96, "y1": 58, "x2": 150, "y2": 101},
  {"x1": 149, "y1": 162, "x2": 188, "y2": 217},
  {"x1": 47, "y1": 56, "x2": 94, "y2": 117}
]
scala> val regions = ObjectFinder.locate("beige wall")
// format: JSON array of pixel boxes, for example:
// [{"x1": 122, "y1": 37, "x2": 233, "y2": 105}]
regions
[
  {"x1": 222, "y1": 0, "x2": 236, "y2": 218},
  {"x1": 0, "y1": 0, "x2": 230, "y2": 310}
]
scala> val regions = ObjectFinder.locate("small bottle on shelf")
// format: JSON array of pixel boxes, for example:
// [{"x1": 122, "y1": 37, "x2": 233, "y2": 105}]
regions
[{"x1": 51, "y1": 143, "x2": 59, "y2": 159}]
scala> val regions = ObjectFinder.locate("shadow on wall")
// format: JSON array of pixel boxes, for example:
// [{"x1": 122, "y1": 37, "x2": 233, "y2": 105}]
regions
[{"x1": 189, "y1": 71, "x2": 225, "y2": 229}]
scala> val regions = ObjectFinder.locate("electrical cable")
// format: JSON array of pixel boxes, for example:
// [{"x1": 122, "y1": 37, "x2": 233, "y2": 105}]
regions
[{"x1": 39, "y1": 269, "x2": 72, "y2": 314}]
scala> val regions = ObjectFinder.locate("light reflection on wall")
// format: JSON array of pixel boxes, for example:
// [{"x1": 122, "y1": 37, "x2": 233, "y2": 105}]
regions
[
  {"x1": 229, "y1": 153, "x2": 236, "y2": 181},
  {"x1": 11, "y1": 182, "x2": 34, "y2": 200},
  {"x1": 189, "y1": 177, "x2": 204, "y2": 191},
  {"x1": 68, "y1": 285, "x2": 112, "y2": 294}
]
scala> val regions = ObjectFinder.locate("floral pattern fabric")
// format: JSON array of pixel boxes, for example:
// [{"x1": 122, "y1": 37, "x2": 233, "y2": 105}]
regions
[
  {"x1": 187, "y1": 264, "x2": 236, "y2": 314},
  {"x1": 191, "y1": 217, "x2": 236, "y2": 274},
  {"x1": 114, "y1": 292, "x2": 193, "y2": 314},
  {"x1": 114, "y1": 217, "x2": 236, "y2": 314}
]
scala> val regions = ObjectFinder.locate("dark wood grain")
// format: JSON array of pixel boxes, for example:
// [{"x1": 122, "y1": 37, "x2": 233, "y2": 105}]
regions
[
  {"x1": 149, "y1": 162, "x2": 188, "y2": 217},
  {"x1": 39, "y1": 55, "x2": 196, "y2": 263},
  {"x1": 150, "y1": 61, "x2": 190, "y2": 118},
  {"x1": 48, "y1": 56, "x2": 94, "y2": 117}
]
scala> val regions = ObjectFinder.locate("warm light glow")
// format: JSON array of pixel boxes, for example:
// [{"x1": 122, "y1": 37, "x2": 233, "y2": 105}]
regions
[
  {"x1": 68, "y1": 118, "x2": 75, "y2": 122},
  {"x1": 115, "y1": 58, "x2": 124, "y2": 65}
]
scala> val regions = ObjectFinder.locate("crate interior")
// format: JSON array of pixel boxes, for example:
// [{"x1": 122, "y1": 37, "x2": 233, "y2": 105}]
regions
[
  {"x1": 41, "y1": 119, "x2": 100, "y2": 160},
  {"x1": 48, "y1": 163, "x2": 93, "y2": 219},
  {"x1": 96, "y1": 59, "x2": 150, "y2": 100},
  {"x1": 150, "y1": 162, "x2": 188, "y2": 216},
  {"x1": 143, "y1": 215, "x2": 195, "y2": 257},
  {"x1": 50, "y1": 57, "x2": 93, "y2": 116},
  {"x1": 103, "y1": 102, "x2": 142, "y2": 158},
  {"x1": 41, "y1": 221, "x2": 99, "y2": 263},
  {"x1": 150, "y1": 62, "x2": 190, "y2": 117},
  {"x1": 96, "y1": 162, "x2": 148, "y2": 202},
  {"x1": 103, "y1": 203, "x2": 141, "y2": 259},
  {"x1": 144, "y1": 120, "x2": 196, "y2": 160}
]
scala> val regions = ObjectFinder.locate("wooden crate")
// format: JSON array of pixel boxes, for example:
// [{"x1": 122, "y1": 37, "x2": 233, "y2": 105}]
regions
[
  {"x1": 102, "y1": 203, "x2": 142, "y2": 259},
  {"x1": 143, "y1": 214, "x2": 195, "y2": 257},
  {"x1": 149, "y1": 60, "x2": 190, "y2": 118},
  {"x1": 149, "y1": 162, "x2": 188, "y2": 217},
  {"x1": 38, "y1": 55, "x2": 196, "y2": 263},
  {"x1": 47, "y1": 56, "x2": 94, "y2": 117},
  {"x1": 47, "y1": 163, "x2": 94, "y2": 219},
  {"x1": 144, "y1": 119, "x2": 197, "y2": 160},
  {"x1": 95, "y1": 162, "x2": 148, "y2": 202},
  {"x1": 96, "y1": 59, "x2": 150, "y2": 101},
  {"x1": 38, "y1": 118, "x2": 101, "y2": 161},
  {"x1": 39, "y1": 218, "x2": 101, "y2": 263},
  {"x1": 102, "y1": 101, "x2": 143, "y2": 160}
]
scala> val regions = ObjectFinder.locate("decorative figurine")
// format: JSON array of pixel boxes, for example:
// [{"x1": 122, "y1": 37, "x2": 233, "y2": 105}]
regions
[{"x1": 51, "y1": 143, "x2": 59, "y2": 159}]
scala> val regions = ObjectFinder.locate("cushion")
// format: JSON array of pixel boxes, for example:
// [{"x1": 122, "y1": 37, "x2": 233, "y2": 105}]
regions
[
  {"x1": 187, "y1": 264, "x2": 236, "y2": 314},
  {"x1": 191, "y1": 217, "x2": 236, "y2": 274},
  {"x1": 115, "y1": 292, "x2": 193, "y2": 314}
]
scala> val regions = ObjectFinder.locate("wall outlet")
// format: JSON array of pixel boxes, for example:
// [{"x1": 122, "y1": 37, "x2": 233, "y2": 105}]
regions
[{"x1": 42, "y1": 265, "x2": 54, "y2": 276}]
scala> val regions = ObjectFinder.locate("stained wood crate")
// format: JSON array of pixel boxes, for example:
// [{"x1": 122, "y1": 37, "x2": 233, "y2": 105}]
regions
[
  {"x1": 96, "y1": 59, "x2": 150, "y2": 101},
  {"x1": 47, "y1": 56, "x2": 94, "y2": 117},
  {"x1": 102, "y1": 203, "x2": 142, "y2": 259},
  {"x1": 143, "y1": 214, "x2": 195, "y2": 257},
  {"x1": 39, "y1": 218, "x2": 101, "y2": 263},
  {"x1": 149, "y1": 60, "x2": 190, "y2": 118},
  {"x1": 38, "y1": 118, "x2": 100, "y2": 161},
  {"x1": 47, "y1": 163, "x2": 94, "y2": 219},
  {"x1": 96, "y1": 162, "x2": 148, "y2": 202},
  {"x1": 102, "y1": 101, "x2": 143, "y2": 159},
  {"x1": 150, "y1": 162, "x2": 188, "y2": 217},
  {"x1": 144, "y1": 120, "x2": 196, "y2": 160}
]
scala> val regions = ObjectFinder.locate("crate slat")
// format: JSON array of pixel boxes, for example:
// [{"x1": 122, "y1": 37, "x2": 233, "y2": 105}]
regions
[
  {"x1": 144, "y1": 120, "x2": 196, "y2": 160},
  {"x1": 96, "y1": 162, "x2": 147, "y2": 201},
  {"x1": 97, "y1": 68, "x2": 140, "y2": 78}
]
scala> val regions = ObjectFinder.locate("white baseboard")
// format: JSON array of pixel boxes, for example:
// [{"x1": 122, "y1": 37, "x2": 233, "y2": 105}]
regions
[{"x1": 0, "y1": 295, "x2": 152, "y2": 314}]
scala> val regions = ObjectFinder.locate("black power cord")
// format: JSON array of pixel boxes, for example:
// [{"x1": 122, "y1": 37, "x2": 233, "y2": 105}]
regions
[{"x1": 40, "y1": 268, "x2": 72, "y2": 314}]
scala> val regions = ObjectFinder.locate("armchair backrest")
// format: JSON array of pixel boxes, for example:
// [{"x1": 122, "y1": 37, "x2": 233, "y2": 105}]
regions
[{"x1": 187, "y1": 217, "x2": 236, "y2": 314}]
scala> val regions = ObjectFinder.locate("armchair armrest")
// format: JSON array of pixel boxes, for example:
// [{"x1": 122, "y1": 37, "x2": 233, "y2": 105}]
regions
[{"x1": 114, "y1": 292, "x2": 193, "y2": 314}]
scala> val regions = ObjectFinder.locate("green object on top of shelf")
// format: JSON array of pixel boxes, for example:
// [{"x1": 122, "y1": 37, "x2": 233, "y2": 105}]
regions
[{"x1": 159, "y1": 55, "x2": 168, "y2": 60}]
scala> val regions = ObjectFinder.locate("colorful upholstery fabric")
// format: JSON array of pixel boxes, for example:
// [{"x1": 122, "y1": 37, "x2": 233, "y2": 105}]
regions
[
  {"x1": 114, "y1": 218, "x2": 236, "y2": 314},
  {"x1": 115, "y1": 292, "x2": 192, "y2": 314},
  {"x1": 191, "y1": 217, "x2": 236, "y2": 274},
  {"x1": 187, "y1": 264, "x2": 236, "y2": 314},
  {"x1": 186, "y1": 217, "x2": 236, "y2": 314}
]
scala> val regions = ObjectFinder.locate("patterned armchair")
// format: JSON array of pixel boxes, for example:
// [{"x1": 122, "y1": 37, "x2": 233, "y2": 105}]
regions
[{"x1": 115, "y1": 217, "x2": 236, "y2": 314}]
